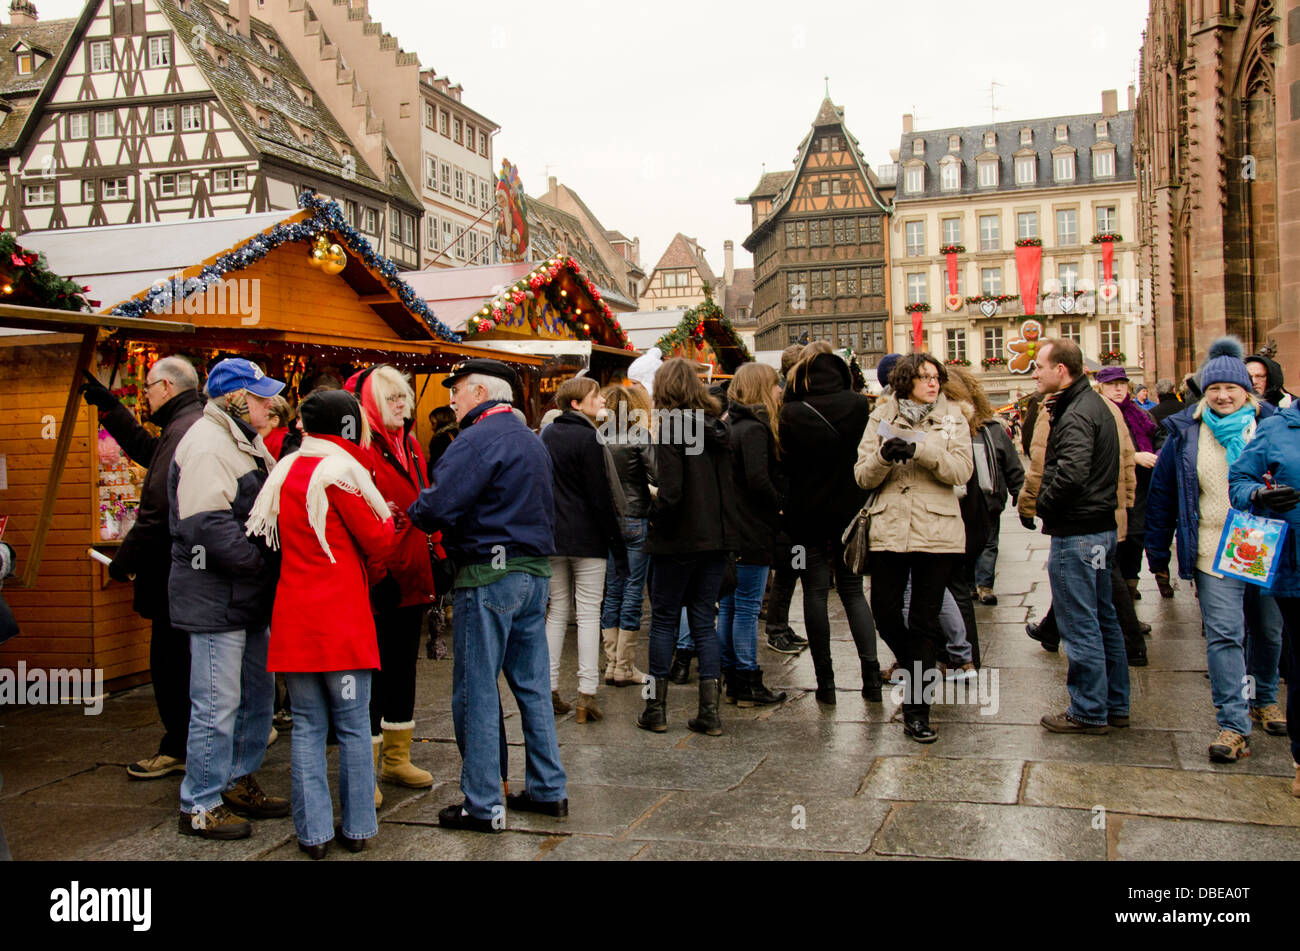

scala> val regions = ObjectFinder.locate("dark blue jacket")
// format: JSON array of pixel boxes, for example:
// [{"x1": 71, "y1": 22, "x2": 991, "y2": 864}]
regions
[
  {"x1": 1230, "y1": 402, "x2": 1300, "y2": 597},
  {"x1": 1145, "y1": 401, "x2": 1276, "y2": 580},
  {"x1": 408, "y1": 401, "x2": 555, "y2": 568},
  {"x1": 540, "y1": 411, "x2": 625, "y2": 561}
]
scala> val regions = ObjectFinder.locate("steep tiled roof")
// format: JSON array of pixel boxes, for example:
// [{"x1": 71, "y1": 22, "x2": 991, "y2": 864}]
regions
[
  {"x1": 652, "y1": 233, "x2": 716, "y2": 287},
  {"x1": 0, "y1": 17, "x2": 75, "y2": 96},
  {"x1": 748, "y1": 170, "x2": 792, "y2": 198},
  {"x1": 896, "y1": 110, "x2": 1136, "y2": 200},
  {"x1": 0, "y1": 95, "x2": 34, "y2": 151},
  {"x1": 528, "y1": 198, "x2": 635, "y2": 310},
  {"x1": 157, "y1": 0, "x2": 390, "y2": 196}
]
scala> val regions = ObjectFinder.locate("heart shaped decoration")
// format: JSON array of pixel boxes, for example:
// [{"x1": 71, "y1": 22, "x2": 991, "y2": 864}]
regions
[
  {"x1": 1059, "y1": 294, "x2": 1076, "y2": 314},
  {"x1": 978, "y1": 299, "x2": 998, "y2": 318},
  {"x1": 1099, "y1": 282, "x2": 1118, "y2": 303},
  {"x1": 946, "y1": 293, "x2": 963, "y2": 312}
]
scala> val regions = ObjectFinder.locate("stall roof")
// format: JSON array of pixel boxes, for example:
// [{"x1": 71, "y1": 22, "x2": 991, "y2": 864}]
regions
[{"x1": 401, "y1": 262, "x2": 534, "y2": 333}]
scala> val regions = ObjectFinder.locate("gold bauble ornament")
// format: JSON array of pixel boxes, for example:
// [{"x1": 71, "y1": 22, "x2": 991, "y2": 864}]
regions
[{"x1": 321, "y1": 244, "x2": 347, "y2": 275}]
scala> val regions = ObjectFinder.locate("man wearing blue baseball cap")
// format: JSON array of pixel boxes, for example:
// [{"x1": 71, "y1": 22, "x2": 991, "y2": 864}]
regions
[{"x1": 169, "y1": 357, "x2": 290, "y2": 840}]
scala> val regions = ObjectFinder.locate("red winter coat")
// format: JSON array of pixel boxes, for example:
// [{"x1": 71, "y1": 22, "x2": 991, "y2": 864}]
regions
[
  {"x1": 345, "y1": 370, "x2": 441, "y2": 610},
  {"x1": 267, "y1": 437, "x2": 397, "y2": 673},
  {"x1": 263, "y1": 426, "x2": 290, "y2": 460}
]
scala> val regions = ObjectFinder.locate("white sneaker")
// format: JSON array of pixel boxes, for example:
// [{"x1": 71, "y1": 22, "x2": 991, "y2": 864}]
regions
[{"x1": 945, "y1": 663, "x2": 977, "y2": 682}]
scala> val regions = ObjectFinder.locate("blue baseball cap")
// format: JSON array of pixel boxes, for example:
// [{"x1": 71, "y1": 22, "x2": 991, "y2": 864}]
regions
[{"x1": 205, "y1": 358, "x2": 285, "y2": 399}]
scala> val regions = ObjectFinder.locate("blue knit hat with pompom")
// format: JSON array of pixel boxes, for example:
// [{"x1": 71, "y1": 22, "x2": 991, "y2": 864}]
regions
[{"x1": 1198, "y1": 336, "x2": 1253, "y2": 391}]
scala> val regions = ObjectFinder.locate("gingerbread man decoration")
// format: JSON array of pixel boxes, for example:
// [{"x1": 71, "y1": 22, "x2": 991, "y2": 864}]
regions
[{"x1": 1006, "y1": 319, "x2": 1044, "y2": 373}]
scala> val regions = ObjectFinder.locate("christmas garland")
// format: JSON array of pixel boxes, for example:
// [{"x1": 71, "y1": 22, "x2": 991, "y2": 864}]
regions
[
  {"x1": 964, "y1": 294, "x2": 1019, "y2": 305},
  {"x1": 464, "y1": 255, "x2": 632, "y2": 350},
  {"x1": 110, "y1": 192, "x2": 461, "y2": 342},
  {"x1": 943, "y1": 358, "x2": 971, "y2": 367},
  {"x1": 655, "y1": 291, "x2": 753, "y2": 366},
  {"x1": 939, "y1": 244, "x2": 966, "y2": 255},
  {"x1": 0, "y1": 232, "x2": 97, "y2": 311},
  {"x1": 1040, "y1": 289, "x2": 1088, "y2": 299},
  {"x1": 1099, "y1": 350, "x2": 1126, "y2": 363},
  {"x1": 1090, "y1": 232, "x2": 1123, "y2": 244},
  {"x1": 1014, "y1": 238, "x2": 1043, "y2": 248},
  {"x1": 904, "y1": 302, "x2": 931, "y2": 313},
  {"x1": 981, "y1": 355, "x2": 1008, "y2": 368}
]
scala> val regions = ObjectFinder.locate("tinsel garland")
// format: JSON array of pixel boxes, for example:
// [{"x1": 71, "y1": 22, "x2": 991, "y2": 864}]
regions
[
  {"x1": 654, "y1": 292, "x2": 754, "y2": 369},
  {"x1": 109, "y1": 192, "x2": 460, "y2": 343}
]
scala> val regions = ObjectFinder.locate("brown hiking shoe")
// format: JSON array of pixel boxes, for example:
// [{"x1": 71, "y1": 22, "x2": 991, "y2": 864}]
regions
[
  {"x1": 552, "y1": 690, "x2": 571, "y2": 715},
  {"x1": 178, "y1": 804, "x2": 251, "y2": 840},
  {"x1": 1208, "y1": 730, "x2": 1251, "y2": 763},
  {"x1": 1154, "y1": 570, "x2": 1175, "y2": 598},
  {"x1": 1250, "y1": 704, "x2": 1287, "y2": 736},
  {"x1": 221, "y1": 773, "x2": 290, "y2": 819},
  {"x1": 1040, "y1": 711, "x2": 1110, "y2": 735},
  {"x1": 127, "y1": 753, "x2": 185, "y2": 780}
]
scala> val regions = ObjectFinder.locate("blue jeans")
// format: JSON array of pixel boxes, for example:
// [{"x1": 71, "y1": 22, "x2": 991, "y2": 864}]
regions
[
  {"x1": 1196, "y1": 570, "x2": 1283, "y2": 735},
  {"x1": 676, "y1": 608, "x2": 694, "y2": 650},
  {"x1": 601, "y1": 516, "x2": 651, "y2": 630},
  {"x1": 453, "y1": 573, "x2": 566, "y2": 821},
  {"x1": 1048, "y1": 532, "x2": 1130, "y2": 726},
  {"x1": 974, "y1": 519, "x2": 1000, "y2": 589},
  {"x1": 717, "y1": 564, "x2": 770, "y2": 672},
  {"x1": 286, "y1": 670, "x2": 376, "y2": 846},
  {"x1": 648, "y1": 552, "x2": 726, "y2": 679},
  {"x1": 180, "y1": 627, "x2": 274, "y2": 814}
]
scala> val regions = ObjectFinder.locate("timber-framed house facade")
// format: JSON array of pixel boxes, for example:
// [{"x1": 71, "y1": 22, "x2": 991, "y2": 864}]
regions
[
  {"x1": 1, "y1": 0, "x2": 423, "y2": 268},
  {"x1": 740, "y1": 97, "x2": 894, "y2": 363}
]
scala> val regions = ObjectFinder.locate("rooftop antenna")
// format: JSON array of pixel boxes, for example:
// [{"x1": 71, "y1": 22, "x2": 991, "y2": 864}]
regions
[
  {"x1": 824, "y1": 75, "x2": 830, "y2": 98},
  {"x1": 988, "y1": 80, "x2": 1005, "y2": 124}
]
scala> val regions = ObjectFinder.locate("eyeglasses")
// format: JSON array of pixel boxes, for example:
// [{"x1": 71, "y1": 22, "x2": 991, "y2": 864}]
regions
[
  {"x1": 385, "y1": 394, "x2": 407, "y2": 403},
  {"x1": 917, "y1": 373, "x2": 941, "y2": 383},
  {"x1": 144, "y1": 378, "x2": 168, "y2": 391}
]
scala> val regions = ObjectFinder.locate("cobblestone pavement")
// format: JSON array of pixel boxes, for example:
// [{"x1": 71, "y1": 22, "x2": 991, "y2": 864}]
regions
[{"x1": 2, "y1": 509, "x2": 1296, "y2": 861}]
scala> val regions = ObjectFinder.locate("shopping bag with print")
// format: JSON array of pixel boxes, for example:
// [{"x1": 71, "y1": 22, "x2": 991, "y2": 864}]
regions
[{"x1": 1212, "y1": 510, "x2": 1289, "y2": 588}]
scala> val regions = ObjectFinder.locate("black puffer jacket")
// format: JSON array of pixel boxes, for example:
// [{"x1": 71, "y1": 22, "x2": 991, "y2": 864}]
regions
[
  {"x1": 100, "y1": 387, "x2": 205, "y2": 620},
  {"x1": 540, "y1": 411, "x2": 625, "y2": 561},
  {"x1": 648, "y1": 413, "x2": 739, "y2": 555},
  {"x1": 1037, "y1": 374, "x2": 1120, "y2": 537},
  {"x1": 778, "y1": 353, "x2": 870, "y2": 545},
  {"x1": 726, "y1": 401, "x2": 785, "y2": 564},
  {"x1": 606, "y1": 425, "x2": 656, "y2": 519}
]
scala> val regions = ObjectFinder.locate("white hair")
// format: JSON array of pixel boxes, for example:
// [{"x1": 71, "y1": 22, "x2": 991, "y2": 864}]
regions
[
  {"x1": 152, "y1": 356, "x2": 199, "y2": 391},
  {"x1": 464, "y1": 373, "x2": 514, "y2": 404}
]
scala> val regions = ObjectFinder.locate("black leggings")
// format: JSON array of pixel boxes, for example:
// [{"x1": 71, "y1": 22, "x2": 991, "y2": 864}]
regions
[
  {"x1": 870, "y1": 551, "x2": 961, "y2": 721},
  {"x1": 370, "y1": 604, "x2": 425, "y2": 735},
  {"x1": 801, "y1": 539, "x2": 878, "y2": 688}
]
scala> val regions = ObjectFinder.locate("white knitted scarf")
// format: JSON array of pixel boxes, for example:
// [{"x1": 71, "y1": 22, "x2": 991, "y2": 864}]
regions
[{"x1": 245, "y1": 435, "x2": 390, "y2": 563}]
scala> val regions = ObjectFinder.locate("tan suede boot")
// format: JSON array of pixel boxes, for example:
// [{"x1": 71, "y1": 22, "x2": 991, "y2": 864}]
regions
[
  {"x1": 380, "y1": 723, "x2": 434, "y2": 788},
  {"x1": 1293, "y1": 764, "x2": 1300, "y2": 798},
  {"x1": 372, "y1": 736, "x2": 383, "y2": 808},
  {"x1": 602, "y1": 627, "x2": 619, "y2": 685},
  {"x1": 613, "y1": 629, "x2": 650, "y2": 687},
  {"x1": 575, "y1": 692, "x2": 603, "y2": 724}
]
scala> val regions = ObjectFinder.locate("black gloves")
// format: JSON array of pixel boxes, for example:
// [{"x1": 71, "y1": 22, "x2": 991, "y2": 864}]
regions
[
  {"x1": 1254, "y1": 485, "x2": 1300, "y2": 513},
  {"x1": 880, "y1": 437, "x2": 916, "y2": 464},
  {"x1": 107, "y1": 556, "x2": 132, "y2": 583},
  {"x1": 80, "y1": 371, "x2": 118, "y2": 411},
  {"x1": 1020, "y1": 515, "x2": 1036, "y2": 530}
]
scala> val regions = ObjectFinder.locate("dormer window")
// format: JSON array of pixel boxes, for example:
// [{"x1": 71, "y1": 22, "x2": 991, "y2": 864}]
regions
[
  {"x1": 984, "y1": 131, "x2": 996, "y2": 148},
  {"x1": 977, "y1": 158, "x2": 998, "y2": 187},
  {"x1": 1055, "y1": 124, "x2": 1068, "y2": 142},
  {"x1": 904, "y1": 164, "x2": 924, "y2": 194},
  {"x1": 302, "y1": 93, "x2": 312, "y2": 106},
  {"x1": 302, "y1": 130, "x2": 313, "y2": 146},
  {"x1": 268, "y1": 42, "x2": 278, "y2": 58},
  {"x1": 948, "y1": 134, "x2": 961, "y2": 152},
  {"x1": 262, "y1": 75, "x2": 270, "y2": 88},
  {"x1": 257, "y1": 113, "x2": 269, "y2": 130},
  {"x1": 178, "y1": 0, "x2": 188, "y2": 11},
  {"x1": 912, "y1": 138, "x2": 924, "y2": 156},
  {"x1": 1053, "y1": 151, "x2": 1076, "y2": 182},
  {"x1": 225, "y1": 20, "x2": 234, "y2": 34},
  {"x1": 1095, "y1": 120, "x2": 1109, "y2": 138},
  {"x1": 15, "y1": 52, "x2": 33, "y2": 74},
  {"x1": 939, "y1": 156, "x2": 961, "y2": 191},
  {"x1": 1020, "y1": 127, "x2": 1032, "y2": 146}
]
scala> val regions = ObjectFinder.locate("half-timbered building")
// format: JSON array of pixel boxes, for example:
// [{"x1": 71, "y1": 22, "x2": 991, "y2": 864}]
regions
[{"x1": 739, "y1": 97, "x2": 893, "y2": 364}]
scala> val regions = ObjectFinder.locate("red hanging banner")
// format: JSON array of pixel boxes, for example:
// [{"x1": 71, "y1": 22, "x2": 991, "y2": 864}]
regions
[
  {"x1": 911, "y1": 310, "x2": 924, "y2": 351},
  {"x1": 1100, "y1": 238, "x2": 1115, "y2": 283},
  {"x1": 1015, "y1": 244, "x2": 1042, "y2": 316},
  {"x1": 946, "y1": 251, "x2": 959, "y2": 296}
]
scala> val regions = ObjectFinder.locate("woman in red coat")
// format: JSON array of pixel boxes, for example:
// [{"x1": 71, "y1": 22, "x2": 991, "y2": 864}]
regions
[
  {"x1": 344, "y1": 365, "x2": 439, "y2": 794},
  {"x1": 246, "y1": 389, "x2": 396, "y2": 858}
]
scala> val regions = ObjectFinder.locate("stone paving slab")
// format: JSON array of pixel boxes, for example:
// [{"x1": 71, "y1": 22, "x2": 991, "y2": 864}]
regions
[
  {"x1": 736, "y1": 750, "x2": 876, "y2": 799},
  {"x1": 861, "y1": 756, "x2": 1024, "y2": 804},
  {"x1": 554, "y1": 744, "x2": 764, "y2": 791},
  {"x1": 630, "y1": 840, "x2": 883, "y2": 861},
  {"x1": 3, "y1": 800, "x2": 174, "y2": 861},
  {"x1": 929, "y1": 722, "x2": 1181, "y2": 769},
  {"x1": 873, "y1": 801, "x2": 1107, "y2": 860},
  {"x1": 1023, "y1": 761, "x2": 1300, "y2": 826},
  {"x1": 1171, "y1": 731, "x2": 1298, "y2": 778},
  {"x1": 1114, "y1": 815, "x2": 1300, "y2": 861}
]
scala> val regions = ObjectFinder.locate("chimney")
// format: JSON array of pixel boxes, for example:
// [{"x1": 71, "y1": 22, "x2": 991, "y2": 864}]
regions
[
  {"x1": 229, "y1": 0, "x2": 250, "y2": 37},
  {"x1": 1101, "y1": 89, "x2": 1118, "y2": 118},
  {"x1": 632, "y1": 237, "x2": 640, "y2": 267},
  {"x1": 903, "y1": 113, "x2": 914, "y2": 134},
  {"x1": 547, "y1": 175, "x2": 557, "y2": 202},
  {"x1": 1127, "y1": 84, "x2": 1136, "y2": 111},
  {"x1": 9, "y1": 0, "x2": 37, "y2": 25},
  {"x1": 724, "y1": 240, "x2": 734, "y2": 289}
]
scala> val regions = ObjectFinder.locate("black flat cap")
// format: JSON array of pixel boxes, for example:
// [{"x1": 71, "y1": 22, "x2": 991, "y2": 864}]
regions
[{"x1": 441, "y1": 358, "x2": 519, "y2": 389}]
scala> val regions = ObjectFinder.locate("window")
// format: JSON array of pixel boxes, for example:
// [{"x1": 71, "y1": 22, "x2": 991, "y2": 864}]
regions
[
  {"x1": 861, "y1": 216, "x2": 883, "y2": 244},
  {"x1": 905, "y1": 221, "x2": 924, "y2": 256},
  {"x1": 440, "y1": 161, "x2": 451, "y2": 196},
  {"x1": 978, "y1": 214, "x2": 999, "y2": 251},
  {"x1": 784, "y1": 220, "x2": 807, "y2": 247},
  {"x1": 978, "y1": 160, "x2": 998, "y2": 187},
  {"x1": 390, "y1": 211, "x2": 401, "y2": 239},
  {"x1": 1057, "y1": 262, "x2": 1080, "y2": 293},
  {"x1": 861, "y1": 265, "x2": 885, "y2": 295},
  {"x1": 180, "y1": 104, "x2": 203, "y2": 131},
  {"x1": 1096, "y1": 205, "x2": 1118, "y2": 234},
  {"x1": 454, "y1": 167, "x2": 464, "y2": 202},
  {"x1": 981, "y1": 268, "x2": 1002, "y2": 296},
  {"x1": 439, "y1": 110, "x2": 448, "y2": 136},
  {"x1": 403, "y1": 213, "x2": 415, "y2": 247},
  {"x1": 157, "y1": 172, "x2": 191, "y2": 198},
  {"x1": 68, "y1": 113, "x2": 89, "y2": 139},
  {"x1": 1020, "y1": 127, "x2": 1033, "y2": 146},
  {"x1": 940, "y1": 160, "x2": 960, "y2": 191},
  {"x1": 345, "y1": 199, "x2": 357, "y2": 227},
  {"x1": 466, "y1": 173, "x2": 476, "y2": 208},
  {"x1": 453, "y1": 118, "x2": 462, "y2": 143},
  {"x1": 15, "y1": 52, "x2": 33, "y2": 75},
  {"x1": 1053, "y1": 152, "x2": 1075, "y2": 182},
  {"x1": 835, "y1": 268, "x2": 858, "y2": 297},
  {"x1": 363, "y1": 207, "x2": 378, "y2": 234},
  {"x1": 984, "y1": 132, "x2": 996, "y2": 148},
  {"x1": 1060, "y1": 321, "x2": 1082, "y2": 345},
  {"x1": 904, "y1": 165, "x2": 924, "y2": 194},
  {"x1": 1100, "y1": 320, "x2": 1121, "y2": 353},
  {"x1": 24, "y1": 183, "x2": 55, "y2": 204},
  {"x1": 480, "y1": 131, "x2": 488, "y2": 156},
  {"x1": 468, "y1": 230, "x2": 477, "y2": 260},
  {"x1": 425, "y1": 155, "x2": 438, "y2": 189},
  {"x1": 147, "y1": 36, "x2": 171, "y2": 68},
  {"x1": 1017, "y1": 211, "x2": 1039, "y2": 239},
  {"x1": 481, "y1": 180, "x2": 491, "y2": 208},
  {"x1": 1096, "y1": 260, "x2": 1121, "y2": 287},
  {"x1": 810, "y1": 271, "x2": 831, "y2": 299},
  {"x1": 1093, "y1": 149, "x2": 1115, "y2": 178},
  {"x1": 983, "y1": 326, "x2": 1004, "y2": 359},
  {"x1": 942, "y1": 217, "x2": 962, "y2": 246},
  {"x1": 1055, "y1": 124, "x2": 1068, "y2": 142},
  {"x1": 912, "y1": 138, "x2": 924, "y2": 156},
  {"x1": 455, "y1": 232, "x2": 466, "y2": 261},
  {"x1": 465, "y1": 124, "x2": 474, "y2": 147},
  {"x1": 946, "y1": 329, "x2": 967, "y2": 363},
  {"x1": 153, "y1": 107, "x2": 175, "y2": 133},
  {"x1": 1095, "y1": 120, "x2": 1109, "y2": 138},
  {"x1": 102, "y1": 177, "x2": 129, "y2": 200},
  {"x1": 95, "y1": 111, "x2": 114, "y2": 137},
  {"x1": 809, "y1": 219, "x2": 830, "y2": 246},
  {"x1": 443, "y1": 219, "x2": 453, "y2": 250},
  {"x1": 424, "y1": 102, "x2": 435, "y2": 129},
  {"x1": 906, "y1": 272, "x2": 928, "y2": 305},
  {"x1": 82, "y1": 180, "x2": 97, "y2": 202},
  {"x1": 90, "y1": 40, "x2": 112, "y2": 73},
  {"x1": 426, "y1": 215, "x2": 439, "y2": 251},
  {"x1": 1015, "y1": 155, "x2": 1036, "y2": 184},
  {"x1": 1055, "y1": 208, "x2": 1078, "y2": 246},
  {"x1": 212, "y1": 168, "x2": 247, "y2": 192},
  {"x1": 948, "y1": 134, "x2": 961, "y2": 152}
]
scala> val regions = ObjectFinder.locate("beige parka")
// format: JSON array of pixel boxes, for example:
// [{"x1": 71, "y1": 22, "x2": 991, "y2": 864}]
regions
[{"x1": 854, "y1": 392, "x2": 975, "y2": 554}]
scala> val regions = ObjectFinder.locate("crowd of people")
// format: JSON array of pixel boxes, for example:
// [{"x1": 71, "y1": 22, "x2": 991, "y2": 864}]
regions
[{"x1": 77, "y1": 331, "x2": 1299, "y2": 856}]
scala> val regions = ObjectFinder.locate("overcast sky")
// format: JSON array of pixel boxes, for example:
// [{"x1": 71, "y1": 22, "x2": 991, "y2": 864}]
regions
[{"x1": 40, "y1": 0, "x2": 1149, "y2": 279}]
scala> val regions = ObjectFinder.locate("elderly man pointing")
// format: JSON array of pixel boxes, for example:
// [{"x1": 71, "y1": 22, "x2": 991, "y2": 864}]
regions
[{"x1": 408, "y1": 359, "x2": 568, "y2": 832}]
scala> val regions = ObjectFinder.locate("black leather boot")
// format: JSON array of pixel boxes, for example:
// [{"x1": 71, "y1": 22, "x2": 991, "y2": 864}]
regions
[
  {"x1": 722, "y1": 666, "x2": 739, "y2": 705},
  {"x1": 668, "y1": 649, "x2": 695, "y2": 685},
  {"x1": 688, "y1": 678, "x2": 723, "y2": 736},
  {"x1": 861, "y1": 666, "x2": 883, "y2": 702},
  {"x1": 635, "y1": 677, "x2": 668, "y2": 733},
  {"x1": 737, "y1": 668, "x2": 787, "y2": 707}
]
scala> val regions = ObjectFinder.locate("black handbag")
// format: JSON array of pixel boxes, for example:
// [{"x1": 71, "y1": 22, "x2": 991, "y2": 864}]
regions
[{"x1": 840, "y1": 489, "x2": 878, "y2": 575}]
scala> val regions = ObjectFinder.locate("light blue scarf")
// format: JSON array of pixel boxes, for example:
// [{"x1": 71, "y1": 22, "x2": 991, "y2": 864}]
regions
[{"x1": 1201, "y1": 404, "x2": 1255, "y2": 464}]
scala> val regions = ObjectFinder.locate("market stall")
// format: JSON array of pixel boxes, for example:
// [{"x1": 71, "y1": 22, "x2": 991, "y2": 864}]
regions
[{"x1": 650, "y1": 290, "x2": 753, "y2": 377}]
